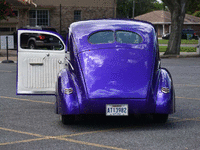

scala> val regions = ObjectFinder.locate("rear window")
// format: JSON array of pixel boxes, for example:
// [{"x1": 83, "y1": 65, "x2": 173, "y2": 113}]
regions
[
  {"x1": 116, "y1": 31, "x2": 142, "y2": 44},
  {"x1": 88, "y1": 30, "x2": 143, "y2": 44},
  {"x1": 88, "y1": 31, "x2": 114, "y2": 44}
]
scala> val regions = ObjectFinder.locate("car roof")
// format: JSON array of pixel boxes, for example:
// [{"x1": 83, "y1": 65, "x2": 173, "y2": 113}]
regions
[
  {"x1": 69, "y1": 19, "x2": 155, "y2": 51},
  {"x1": 70, "y1": 19, "x2": 154, "y2": 37}
]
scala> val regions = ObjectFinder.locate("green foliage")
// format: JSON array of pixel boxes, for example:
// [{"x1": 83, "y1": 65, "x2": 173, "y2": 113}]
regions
[
  {"x1": 117, "y1": 0, "x2": 164, "y2": 18},
  {"x1": 0, "y1": 0, "x2": 15, "y2": 20},
  {"x1": 153, "y1": 2, "x2": 164, "y2": 10},
  {"x1": 159, "y1": 46, "x2": 196, "y2": 52},
  {"x1": 158, "y1": 39, "x2": 198, "y2": 44},
  {"x1": 193, "y1": 11, "x2": 200, "y2": 17},
  {"x1": 117, "y1": 0, "x2": 132, "y2": 18},
  {"x1": 186, "y1": 0, "x2": 200, "y2": 15}
]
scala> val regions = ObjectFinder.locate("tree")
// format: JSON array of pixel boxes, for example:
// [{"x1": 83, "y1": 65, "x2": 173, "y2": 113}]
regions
[
  {"x1": 117, "y1": 0, "x2": 132, "y2": 18},
  {"x1": 0, "y1": 0, "x2": 15, "y2": 21},
  {"x1": 117, "y1": 0, "x2": 162, "y2": 18},
  {"x1": 134, "y1": 0, "x2": 160, "y2": 17},
  {"x1": 162, "y1": 0, "x2": 188, "y2": 55},
  {"x1": 186, "y1": 0, "x2": 200, "y2": 15}
]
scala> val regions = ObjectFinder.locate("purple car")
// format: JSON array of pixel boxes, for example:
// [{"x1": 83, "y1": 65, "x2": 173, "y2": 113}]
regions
[{"x1": 17, "y1": 19, "x2": 175, "y2": 125}]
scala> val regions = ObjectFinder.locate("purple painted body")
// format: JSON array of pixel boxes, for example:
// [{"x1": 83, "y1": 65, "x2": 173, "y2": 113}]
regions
[{"x1": 55, "y1": 19, "x2": 175, "y2": 116}]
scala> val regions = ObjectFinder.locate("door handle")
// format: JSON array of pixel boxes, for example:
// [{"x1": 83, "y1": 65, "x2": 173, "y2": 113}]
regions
[
  {"x1": 30, "y1": 62, "x2": 43, "y2": 65},
  {"x1": 58, "y1": 60, "x2": 62, "y2": 64}
]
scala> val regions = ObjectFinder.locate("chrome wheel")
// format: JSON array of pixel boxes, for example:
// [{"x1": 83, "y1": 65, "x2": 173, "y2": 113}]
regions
[{"x1": 29, "y1": 42, "x2": 36, "y2": 49}]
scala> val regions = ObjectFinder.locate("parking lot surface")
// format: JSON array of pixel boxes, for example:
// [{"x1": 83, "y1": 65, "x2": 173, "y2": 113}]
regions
[{"x1": 0, "y1": 58, "x2": 200, "y2": 150}]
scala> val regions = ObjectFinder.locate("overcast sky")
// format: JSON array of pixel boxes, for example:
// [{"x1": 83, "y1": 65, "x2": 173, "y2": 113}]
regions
[{"x1": 157, "y1": 0, "x2": 162, "y2": 3}]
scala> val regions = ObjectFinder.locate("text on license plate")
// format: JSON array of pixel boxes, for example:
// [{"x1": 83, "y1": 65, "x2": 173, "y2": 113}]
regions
[{"x1": 106, "y1": 104, "x2": 128, "y2": 116}]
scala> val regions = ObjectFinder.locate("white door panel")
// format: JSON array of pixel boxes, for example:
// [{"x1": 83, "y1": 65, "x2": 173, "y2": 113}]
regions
[{"x1": 17, "y1": 30, "x2": 66, "y2": 94}]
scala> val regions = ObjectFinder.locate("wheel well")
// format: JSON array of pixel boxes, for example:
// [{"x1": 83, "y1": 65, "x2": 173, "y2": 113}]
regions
[{"x1": 28, "y1": 40, "x2": 35, "y2": 45}]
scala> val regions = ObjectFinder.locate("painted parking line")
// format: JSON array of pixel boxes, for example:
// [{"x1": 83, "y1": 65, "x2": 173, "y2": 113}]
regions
[
  {"x1": 0, "y1": 127, "x2": 44, "y2": 137},
  {"x1": 0, "y1": 127, "x2": 128, "y2": 150},
  {"x1": 56, "y1": 137, "x2": 128, "y2": 150},
  {"x1": 58, "y1": 117, "x2": 182, "y2": 138},
  {"x1": 174, "y1": 84, "x2": 200, "y2": 88},
  {"x1": 170, "y1": 117, "x2": 200, "y2": 123},
  {"x1": 176, "y1": 96, "x2": 200, "y2": 101},
  {"x1": 0, "y1": 138, "x2": 47, "y2": 146},
  {"x1": 0, "y1": 94, "x2": 199, "y2": 149},
  {"x1": 58, "y1": 127, "x2": 128, "y2": 138},
  {"x1": 0, "y1": 96, "x2": 54, "y2": 104},
  {"x1": 0, "y1": 136, "x2": 128, "y2": 150},
  {"x1": 0, "y1": 117, "x2": 199, "y2": 149}
]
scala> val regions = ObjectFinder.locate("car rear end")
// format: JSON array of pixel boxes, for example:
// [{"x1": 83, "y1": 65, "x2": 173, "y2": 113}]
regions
[{"x1": 76, "y1": 27, "x2": 158, "y2": 116}]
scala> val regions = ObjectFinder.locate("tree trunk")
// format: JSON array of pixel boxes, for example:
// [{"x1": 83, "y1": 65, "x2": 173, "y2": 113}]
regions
[{"x1": 163, "y1": 0, "x2": 187, "y2": 55}]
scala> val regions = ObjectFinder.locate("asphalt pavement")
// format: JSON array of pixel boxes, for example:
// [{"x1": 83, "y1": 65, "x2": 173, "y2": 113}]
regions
[{"x1": 0, "y1": 57, "x2": 200, "y2": 150}]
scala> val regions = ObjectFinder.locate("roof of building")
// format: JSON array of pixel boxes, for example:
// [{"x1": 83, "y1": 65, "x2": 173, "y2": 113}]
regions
[
  {"x1": 135, "y1": 10, "x2": 200, "y2": 24},
  {"x1": 6, "y1": 0, "x2": 33, "y2": 7}
]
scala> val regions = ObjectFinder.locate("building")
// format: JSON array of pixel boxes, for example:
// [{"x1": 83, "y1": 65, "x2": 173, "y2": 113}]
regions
[
  {"x1": 135, "y1": 10, "x2": 200, "y2": 37},
  {"x1": 0, "y1": 0, "x2": 117, "y2": 36}
]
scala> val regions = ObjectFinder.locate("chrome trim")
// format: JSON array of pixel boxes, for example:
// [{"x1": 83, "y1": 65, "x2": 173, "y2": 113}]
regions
[
  {"x1": 64, "y1": 88, "x2": 73, "y2": 95},
  {"x1": 65, "y1": 58, "x2": 74, "y2": 70},
  {"x1": 161, "y1": 87, "x2": 170, "y2": 94},
  {"x1": 17, "y1": 90, "x2": 55, "y2": 95}
]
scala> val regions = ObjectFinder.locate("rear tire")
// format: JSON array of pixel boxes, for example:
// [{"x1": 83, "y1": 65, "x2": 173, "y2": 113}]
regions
[
  {"x1": 61, "y1": 115, "x2": 75, "y2": 125},
  {"x1": 29, "y1": 41, "x2": 36, "y2": 49},
  {"x1": 153, "y1": 114, "x2": 168, "y2": 123}
]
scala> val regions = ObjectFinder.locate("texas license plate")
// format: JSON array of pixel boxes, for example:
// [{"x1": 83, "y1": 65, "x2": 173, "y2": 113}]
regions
[{"x1": 106, "y1": 104, "x2": 128, "y2": 116}]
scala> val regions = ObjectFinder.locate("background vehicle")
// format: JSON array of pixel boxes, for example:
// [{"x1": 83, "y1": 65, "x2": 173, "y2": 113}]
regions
[
  {"x1": 17, "y1": 26, "x2": 58, "y2": 49},
  {"x1": 162, "y1": 29, "x2": 199, "y2": 40}
]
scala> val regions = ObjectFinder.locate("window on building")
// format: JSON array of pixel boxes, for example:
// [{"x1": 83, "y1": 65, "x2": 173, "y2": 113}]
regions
[
  {"x1": 29, "y1": 10, "x2": 49, "y2": 26},
  {"x1": 0, "y1": 27, "x2": 16, "y2": 32},
  {"x1": 74, "y1": 10, "x2": 81, "y2": 21},
  {"x1": 0, "y1": 28, "x2": 10, "y2": 32}
]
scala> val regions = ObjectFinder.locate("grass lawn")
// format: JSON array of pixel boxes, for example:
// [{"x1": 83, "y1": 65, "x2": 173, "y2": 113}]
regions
[
  {"x1": 158, "y1": 39, "x2": 198, "y2": 44},
  {"x1": 159, "y1": 46, "x2": 197, "y2": 52}
]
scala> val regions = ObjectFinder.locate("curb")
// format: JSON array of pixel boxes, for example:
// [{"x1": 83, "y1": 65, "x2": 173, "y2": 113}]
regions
[{"x1": 160, "y1": 54, "x2": 200, "y2": 59}]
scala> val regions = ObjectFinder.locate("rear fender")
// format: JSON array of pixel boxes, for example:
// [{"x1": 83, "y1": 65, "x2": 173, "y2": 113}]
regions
[
  {"x1": 154, "y1": 68, "x2": 175, "y2": 114},
  {"x1": 55, "y1": 69, "x2": 79, "y2": 115}
]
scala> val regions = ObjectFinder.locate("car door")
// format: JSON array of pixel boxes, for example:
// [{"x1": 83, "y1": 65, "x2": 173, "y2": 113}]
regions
[{"x1": 17, "y1": 30, "x2": 66, "y2": 94}]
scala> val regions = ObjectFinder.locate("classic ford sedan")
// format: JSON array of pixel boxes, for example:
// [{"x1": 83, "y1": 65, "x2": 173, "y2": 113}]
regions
[{"x1": 17, "y1": 19, "x2": 175, "y2": 124}]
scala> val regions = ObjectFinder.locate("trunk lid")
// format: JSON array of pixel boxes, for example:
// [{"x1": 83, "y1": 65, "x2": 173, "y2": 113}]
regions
[{"x1": 78, "y1": 45, "x2": 154, "y2": 99}]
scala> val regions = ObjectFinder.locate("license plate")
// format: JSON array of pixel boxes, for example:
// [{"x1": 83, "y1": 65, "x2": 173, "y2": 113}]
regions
[{"x1": 106, "y1": 104, "x2": 128, "y2": 116}]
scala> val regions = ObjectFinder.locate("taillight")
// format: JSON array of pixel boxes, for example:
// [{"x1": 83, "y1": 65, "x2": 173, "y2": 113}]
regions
[
  {"x1": 194, "y1": 33, "x2": 196, "y2": 36},
  {"x1": 39, "y1": 35, "x2": 45, "y2": 40}
]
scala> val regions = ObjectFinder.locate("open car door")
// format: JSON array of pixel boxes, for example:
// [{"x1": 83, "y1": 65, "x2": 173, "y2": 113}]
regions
[{"x1": 17, "y1": 30, "x2": 66, "y2": 94}]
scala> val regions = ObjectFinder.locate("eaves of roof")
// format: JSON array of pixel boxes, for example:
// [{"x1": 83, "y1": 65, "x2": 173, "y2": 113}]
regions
[
  {"x1": 6, "y1": 0, "x2": 40, "y2": 9},
  {"x1": 152, "y1": 22, "x2": 200, "y2": 25},
  {"x1": 135, "y1": 10, "x2": 200, "y2": 25},
  {"x1": 6, "y1": 0, "x2": 32, "y2": 6}
]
